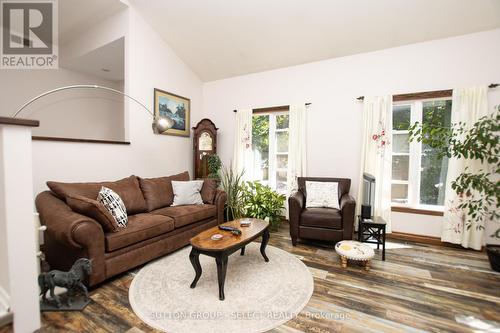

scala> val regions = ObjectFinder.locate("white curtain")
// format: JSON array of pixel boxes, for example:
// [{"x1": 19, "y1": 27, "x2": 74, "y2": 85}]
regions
[
  {"x1": 356, "y1": 96, "x2": 393, "y2": 232},
  {"x1": 233, "y1": 108, "x2": 253, "y2": 179},
  {"x1": 441, "y1": 86, "x2": 488, "y2": 250},
  {"x1": 287, "y1": 104, "x2": 307, "y2": 195}
]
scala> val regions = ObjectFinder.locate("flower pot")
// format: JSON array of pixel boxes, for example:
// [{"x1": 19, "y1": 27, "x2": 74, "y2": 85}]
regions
[{"x1": 486, "y1": 245, "x2": 500, "y2": 272}]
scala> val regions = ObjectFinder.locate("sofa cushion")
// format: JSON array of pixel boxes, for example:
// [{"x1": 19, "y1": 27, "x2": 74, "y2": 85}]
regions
[
  {"x1": 201, "y1": 179, "x2": 217, "y2": 204},
  {"x1": 66, "y1": 194, "x2": 120, "y2": 232},
  {"x1": 47, "y1": 176, "x2": 147, "y2": 214},
  {"x1": 104, "y1": 213, "x2": 174, "y2": 252},
  {"x1": 151, "y1": 204, "x2": 216, "y2": 229},
  {"x1": 301, "y1": 207, "x2": 342, "y2": 229},
  {"x1": 138, "y1": 171, "x2": 190, "y2": 211}
]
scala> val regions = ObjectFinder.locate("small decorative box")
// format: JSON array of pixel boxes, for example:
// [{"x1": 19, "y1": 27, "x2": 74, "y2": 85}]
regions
[{"x1": 240, "y1": 219, "x2": 252, "y2": 227}]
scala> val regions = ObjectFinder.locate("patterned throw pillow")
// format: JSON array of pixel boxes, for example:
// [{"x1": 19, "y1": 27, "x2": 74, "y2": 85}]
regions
[
  {"x1": 305, "y1": 181, "x2": 340, "y2": 209},
  {"x1": 98, "y1": 186, "x2": 128, "y2": 228}
]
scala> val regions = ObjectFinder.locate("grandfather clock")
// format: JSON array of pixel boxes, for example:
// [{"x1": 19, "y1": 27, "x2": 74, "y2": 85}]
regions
[{"x1": 192, "y1": 119, "x2": 218, "y2": 179}]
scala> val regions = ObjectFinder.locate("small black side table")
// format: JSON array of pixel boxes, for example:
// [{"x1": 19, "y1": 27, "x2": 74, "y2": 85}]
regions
[{"x1": 358, "y1": 216, "x2": 386, "y2": 261}]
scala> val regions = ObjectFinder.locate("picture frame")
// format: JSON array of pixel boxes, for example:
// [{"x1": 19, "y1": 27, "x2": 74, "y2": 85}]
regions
[{"x1": 154, "y1": 88, "x2": 190, "y2": 137}]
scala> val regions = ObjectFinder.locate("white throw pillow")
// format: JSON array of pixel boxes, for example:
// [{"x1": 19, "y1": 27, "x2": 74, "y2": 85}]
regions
[
  {"x1": 305, "y1": 181, "x2": 340, "y2": 209},
  {"x1": 172, "y1": 180, "x2": 204, "y2": 206},
  {"x1": 98, "y1": 186, "x2": 128, "y2": 228}
]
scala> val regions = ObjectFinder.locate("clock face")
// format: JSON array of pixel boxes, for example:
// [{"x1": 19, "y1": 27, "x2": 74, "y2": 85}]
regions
[{"x1": 198, "y1": 131, "x2": 213, "y2": 151}]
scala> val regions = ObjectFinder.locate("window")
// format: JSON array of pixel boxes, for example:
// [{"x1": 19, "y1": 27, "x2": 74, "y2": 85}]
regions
[
  {"x1": 252, "y1": 112, "x2": 289, "y2": 194},
  {"x1": 391, "y1": 99, "x2": 452, "y2": 208}
]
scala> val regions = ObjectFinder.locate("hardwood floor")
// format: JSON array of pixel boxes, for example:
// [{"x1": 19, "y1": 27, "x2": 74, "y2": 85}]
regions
[{"x1": 2, "y1": 223, "x2": 499, "y2": 333}]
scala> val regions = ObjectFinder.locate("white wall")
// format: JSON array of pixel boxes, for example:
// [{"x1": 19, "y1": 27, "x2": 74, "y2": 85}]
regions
[
  {"x1": 0, "y1": 125, "x2": 41, "y2": 332},
  {"x1": 202, "y1": 28, "x2": 500, "y2": 237},
  {"x1": 0, "y1": 68, "x2": 125, "y2": 141},
  {"x1": 391, "y1": 212, "x2": 443, "y2": 238},
  {"x1": 61, "y1": 9, "x2": 128, "y2": 63},
  {"x1": 13, "y1": 5, "x2": 203, "y2": 196}
]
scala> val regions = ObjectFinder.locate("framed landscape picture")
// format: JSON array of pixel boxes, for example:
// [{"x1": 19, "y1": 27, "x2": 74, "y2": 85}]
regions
[{"x1": 154, "y1": 88, "x2": 190, "y2": 137}]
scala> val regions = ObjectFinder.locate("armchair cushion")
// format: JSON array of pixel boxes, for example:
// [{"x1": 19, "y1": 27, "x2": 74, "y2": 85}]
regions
[
  {"x1": 305, "y1": 181, "x2": 340, "y2": 209},
  {"x1": 298, "y1": 177, "x2": 351, "y2": 201},
  {"x1": 300, "y1": 207, "x2": 342, "y2": 229}
]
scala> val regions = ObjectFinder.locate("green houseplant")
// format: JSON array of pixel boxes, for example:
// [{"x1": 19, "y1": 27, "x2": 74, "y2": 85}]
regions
[
  {"x1": 408, "y1": 107, "x2": 499, "y2": 270},
  {"x1": 206, "y1": 154, "x2": 222, "y2": 180},
  {"x1": 240, "y1": 181, "x2": 286, "y2": 231},
  {"x1": 219, "y1": 165, "x2": 245, "y2": 221}
]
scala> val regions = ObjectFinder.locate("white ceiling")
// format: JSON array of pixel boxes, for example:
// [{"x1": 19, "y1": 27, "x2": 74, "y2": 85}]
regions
[
  {"x1": 59, "y1": 0, "x2": 126, "y2": 82},
  {"x1": 63, "y1": 37, "x2": 125, "y2": 82},
  {"x1": 59, "y1": 0, "x2": 127, "y2": 44},
  {"x1": 130, "y1": 0, "x2": 500, "y2": 82}
]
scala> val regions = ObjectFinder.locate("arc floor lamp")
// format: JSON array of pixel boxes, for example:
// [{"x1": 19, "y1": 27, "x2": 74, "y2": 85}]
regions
[{"x1": 12, "y1": 84, "x2": 175, "y2": 133}]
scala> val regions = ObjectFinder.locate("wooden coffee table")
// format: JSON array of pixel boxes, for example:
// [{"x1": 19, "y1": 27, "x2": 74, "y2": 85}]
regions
[{"x1": 189, "y1": 218, "x2": 270, "y2": 300}]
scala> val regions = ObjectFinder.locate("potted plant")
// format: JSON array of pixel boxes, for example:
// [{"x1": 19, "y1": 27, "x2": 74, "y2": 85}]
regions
[
  {"x1": 240, "y1": 181, "x2": 286, "y2": 231},
  {"x1": 206, "y1": 154, "x2": 222, "y2": 181},
  {"x1": 219, "y1": 165, "x2": 245, "y2": 221},
  {"x1": 408, "y1": 107, "x2": 499, "y2": 271}
]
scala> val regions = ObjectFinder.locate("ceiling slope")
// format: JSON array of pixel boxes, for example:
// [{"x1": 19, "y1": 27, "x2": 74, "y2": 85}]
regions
[{"x1": 130, "y1": 0, "x2": 500, "y2": 81}]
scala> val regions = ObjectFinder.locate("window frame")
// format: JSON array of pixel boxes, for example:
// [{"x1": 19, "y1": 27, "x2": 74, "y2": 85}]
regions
[
  {"x1": 252, "y1": 111, "x2": 289, "y2": 193},
  {"x1": 391, "y1": 97, "x2": 451, "y2": 212}
]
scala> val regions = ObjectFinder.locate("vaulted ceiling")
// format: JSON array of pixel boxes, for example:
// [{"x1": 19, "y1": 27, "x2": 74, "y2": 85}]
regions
[
  {"x1": 59, "y1": 0, "x2": 127, "y2": 44},
  {"x1": 130, "y1": 0, "x2": 500, "y2": 81}
]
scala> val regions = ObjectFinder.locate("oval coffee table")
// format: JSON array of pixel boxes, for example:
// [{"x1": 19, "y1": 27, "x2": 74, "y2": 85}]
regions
[{"x1": 189, "y1": 218, "x2": 270, "y2": 300}]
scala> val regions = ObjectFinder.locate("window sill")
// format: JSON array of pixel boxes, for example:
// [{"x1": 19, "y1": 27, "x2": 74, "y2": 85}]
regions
[{"x1": 391, "y1": 206, "x2": 444, "y2": 217}]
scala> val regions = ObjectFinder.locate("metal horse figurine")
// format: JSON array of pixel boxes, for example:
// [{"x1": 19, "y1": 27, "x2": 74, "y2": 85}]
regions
[{"x1": 38, "y1": 258, "x2": 92, "y2": 308}]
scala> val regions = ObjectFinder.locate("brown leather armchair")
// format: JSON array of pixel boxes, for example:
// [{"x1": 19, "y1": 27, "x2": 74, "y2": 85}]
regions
[{"x1": 288, "y1": 177, "x2": 356, "y2": 246}]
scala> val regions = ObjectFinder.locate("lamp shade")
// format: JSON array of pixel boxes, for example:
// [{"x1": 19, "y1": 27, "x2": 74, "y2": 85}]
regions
[{"x1": 153, "y1": 116, "x2": 175, "y2": 134}]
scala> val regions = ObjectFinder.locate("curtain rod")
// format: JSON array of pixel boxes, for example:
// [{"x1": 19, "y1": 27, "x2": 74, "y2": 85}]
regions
[
  {"x1": 233, "y1": 103, "x2": 311, "y2": 113},
  {"x1": 356, "y1": 83, "x2": 499, "y2": 101}
]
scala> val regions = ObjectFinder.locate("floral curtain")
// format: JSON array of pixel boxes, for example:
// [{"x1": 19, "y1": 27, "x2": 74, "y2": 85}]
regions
[
  {"x1": 356, "y1": 95, "x2": 393, "y2": 232},
  {"x1": 441, "y1": 86, "x2": 488, "y2": 250}
]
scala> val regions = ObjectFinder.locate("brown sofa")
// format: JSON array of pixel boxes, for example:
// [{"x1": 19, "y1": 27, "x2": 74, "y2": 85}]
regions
[
  {"x1": 35, "y1": 171, "x2": 227, "y2": 287},
  {"x1": 288, "y1": 177, "x2": 356, "y2": 246}
]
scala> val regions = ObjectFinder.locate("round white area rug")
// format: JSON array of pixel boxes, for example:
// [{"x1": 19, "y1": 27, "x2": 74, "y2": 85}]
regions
[{"x1": 129, "y1": 242, "x2": 314, "y2": 333}]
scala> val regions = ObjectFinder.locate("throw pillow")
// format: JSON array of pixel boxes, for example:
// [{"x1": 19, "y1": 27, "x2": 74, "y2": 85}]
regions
[
  {"x1": 66, "y1": 194, "x2": 120, "y2": 232},
  {"x1": 305, "y1": 181, "x2": 340, "y2": 209},
  {"x1": 171, "y1": 180, "x2": 204, "y2": 206},
  {"x1": 138, "y1": 171, "x2": 190, "y2": 211},
  {"x1": 200, "y1": 179, "x2": 217, "y2": 204},
  {"x1": 98, "y1": 187, "x2": 128, "y2": 228}
]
